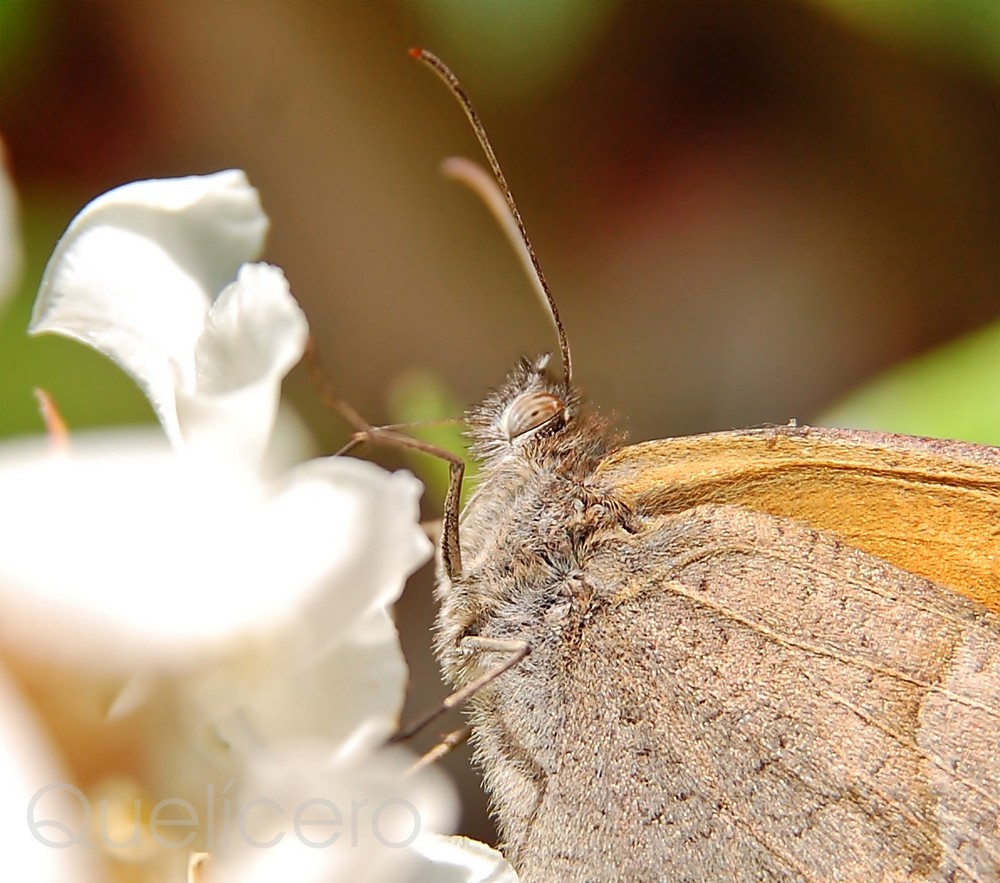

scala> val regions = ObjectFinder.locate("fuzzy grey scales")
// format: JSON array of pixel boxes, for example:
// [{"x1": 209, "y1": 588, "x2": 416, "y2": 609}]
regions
[{"x1": 434, "y1": 357, "x2": 1000, "y2": 883}]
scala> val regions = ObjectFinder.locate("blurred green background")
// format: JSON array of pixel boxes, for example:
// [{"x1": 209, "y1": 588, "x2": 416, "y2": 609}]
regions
[{"x1": 1, "y1": 0, "x2": 998, "y2": 844}]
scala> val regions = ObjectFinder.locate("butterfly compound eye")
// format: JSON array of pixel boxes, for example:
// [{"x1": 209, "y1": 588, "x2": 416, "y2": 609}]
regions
[{"x1": 503, "y1": 391, "x2": 564, "y2": 439}]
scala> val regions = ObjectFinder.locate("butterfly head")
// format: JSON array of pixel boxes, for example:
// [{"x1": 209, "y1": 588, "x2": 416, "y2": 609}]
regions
[
  {"x1": 465, "y1": 353, "x2": 622, "y2": 482},
  {"x1": 465, "y1": 355, "x2": 576, "y2": 464}
]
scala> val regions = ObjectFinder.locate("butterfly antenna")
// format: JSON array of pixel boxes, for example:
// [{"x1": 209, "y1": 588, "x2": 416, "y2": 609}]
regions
[{"x1": 410, "y1": 48, "x2": 573, "y2": 385}]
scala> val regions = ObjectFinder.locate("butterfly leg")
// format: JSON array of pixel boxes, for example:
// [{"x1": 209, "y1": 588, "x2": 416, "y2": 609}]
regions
[
  {"x1": 390, "y1": 637, "x2": 530, "y2": 742},
  {"x1": 407, "y1": 725, "x2": 473, "y2": 774},
  {"x1": 303, "y1": 335, "x2": 466, "y2": 579}
]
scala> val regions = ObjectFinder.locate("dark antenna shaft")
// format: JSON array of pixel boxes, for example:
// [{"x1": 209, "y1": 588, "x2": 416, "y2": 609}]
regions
[{"x1": 410, "y1": 48, "x2": 573, "y2": 384}]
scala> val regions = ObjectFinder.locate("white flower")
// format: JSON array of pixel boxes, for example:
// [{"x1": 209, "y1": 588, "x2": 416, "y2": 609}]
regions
[{"x1": 0, "y1": 171, "x2": 483, "y2": 881}]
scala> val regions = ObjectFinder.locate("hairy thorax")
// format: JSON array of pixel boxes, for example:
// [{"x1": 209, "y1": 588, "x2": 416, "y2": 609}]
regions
[{"x1": 433, "y1": 397, "x2": 626, "y2": 689}]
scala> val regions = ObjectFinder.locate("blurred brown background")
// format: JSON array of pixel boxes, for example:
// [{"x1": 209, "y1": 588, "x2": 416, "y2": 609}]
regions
[{"x1": 2, "y1": 0, "x2": 998, "y2": 844}]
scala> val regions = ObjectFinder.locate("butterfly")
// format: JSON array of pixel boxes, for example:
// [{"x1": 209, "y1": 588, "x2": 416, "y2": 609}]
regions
[{"x1": 412, "y1": 48, "x2": 1000, "y2": 882}]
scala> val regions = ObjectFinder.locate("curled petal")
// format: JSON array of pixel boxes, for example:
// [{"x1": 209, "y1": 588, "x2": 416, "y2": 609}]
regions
[
  {"x1": 195, "y1": 264, "x2": 307, "y2": 396},
  {"x1": 29, "y1": 171, "x2": 268, "y2": 444},
  {"x1": 176, "y1": 263, "x2": 308, "y2": 470}
]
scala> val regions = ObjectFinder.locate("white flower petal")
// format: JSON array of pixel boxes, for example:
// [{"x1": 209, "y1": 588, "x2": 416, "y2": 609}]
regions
[
  {"x1": 29, "y1": 171, "x2": 268, "y2": 443},
  {"x1": 0, "y1": 433, "x2": 429, "y2": 680},
  {"x1": 210, "y1": 743, "x2": 457, "y2": 883},
  {"x1": 0, "y1": 663, "x2": 106, "y2": 883},
  {"x1": 260, "y1": 400, "x2": 321, "y2": 477},
  {"x1": 268, "y1": 458, "x2": 432, "y2": 652},
  {"x1": 409, "y1": 834, "x2": 519, "y2": 883},
  {"x1": 176, "y1": 262, "x2": 308, "y2": 469},
  {"x1": 0, "y1": 139, "x2": 22, "y2": 308},
  {"x1": 217, "y1": 607, "x2": 408, "y2": 754},
  {"x1": 184, "y1": 458, "x2": 430, "y2": 732},
  {"x1": 196, "y1": 264, "x2": 307, "y2": 396}
]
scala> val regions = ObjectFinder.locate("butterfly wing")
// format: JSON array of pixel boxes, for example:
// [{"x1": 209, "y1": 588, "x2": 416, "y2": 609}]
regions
[
  {"x1": 507, "y1": 504, "x2": 1000, "y2": 881},
  {"x1": 595, "y1": 425, "x2": 1000, "y2": 613}
]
